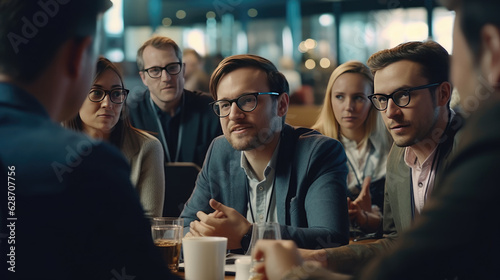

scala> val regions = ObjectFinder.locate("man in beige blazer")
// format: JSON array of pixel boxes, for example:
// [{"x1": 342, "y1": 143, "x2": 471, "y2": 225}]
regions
[
  {"x1": 296, "y1": 40, "x2": 463, "y2": 275},
  {"x1": 251, "y1": 1, "x2": 500, "y2": 278}
]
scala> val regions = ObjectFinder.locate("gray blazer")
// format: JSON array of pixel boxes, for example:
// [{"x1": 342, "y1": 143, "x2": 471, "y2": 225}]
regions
[
  {"x1": 325, "y1": 112, "x2": 464, "y2": 274},
  {"x1": 357, "y1": 103, "x2": 497, "y2": 280},
  {"x1": 181, "y1": 124, "x2": 350, "y2": 249}
]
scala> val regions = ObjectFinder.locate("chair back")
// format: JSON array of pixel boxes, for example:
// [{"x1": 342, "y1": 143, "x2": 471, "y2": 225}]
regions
[{"x1": 163, "y1": 162, "x2": 201, "y2": 217}]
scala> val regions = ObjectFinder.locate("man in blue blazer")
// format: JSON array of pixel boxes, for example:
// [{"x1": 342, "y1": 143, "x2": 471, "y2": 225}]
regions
[{"x1": 181, "y1": 54, "x2": 349, "y2": 251}]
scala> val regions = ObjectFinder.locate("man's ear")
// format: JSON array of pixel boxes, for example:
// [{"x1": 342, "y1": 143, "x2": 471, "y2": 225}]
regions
[
  {"x1": 139, "y1": 71, "x2": 148, "y2": 87},
  {"x1": 277, "y1": 92, "x2": 289, "y2": 117},
  {"x1": 437, "y1": 81, "x2": 452, "y2": 107},
  {"x1": 480, "y1": 24, "x2": 500, "y2": 86},
  {"x1": 66, "y1": 36, "x2": 93, "y2": 79},
  {"x1": 180, "y1": 63, "x2": 186, "y2": 83}
]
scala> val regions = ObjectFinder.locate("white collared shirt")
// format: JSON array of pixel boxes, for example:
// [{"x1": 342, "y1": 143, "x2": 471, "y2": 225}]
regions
[
  {"x1": 341, "y1": 121, "x2": 392, "y2": 196},
  {"x1": 240, "y1": 141, "x2": 280, "y2": 223}
]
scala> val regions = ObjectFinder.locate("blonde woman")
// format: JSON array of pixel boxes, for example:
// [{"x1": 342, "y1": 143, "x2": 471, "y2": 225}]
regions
[{"x1": 312, "y1": 61, "x2": 392, "y2": 232}]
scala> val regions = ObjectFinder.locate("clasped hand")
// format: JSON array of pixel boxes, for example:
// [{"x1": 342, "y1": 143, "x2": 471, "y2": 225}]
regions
[{"x1": 187, "y1": 198, "x2": 252, "y2": 250}]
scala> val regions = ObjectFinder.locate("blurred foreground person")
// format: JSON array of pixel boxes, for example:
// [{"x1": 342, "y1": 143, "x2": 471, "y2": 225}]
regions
[{"x1": 0, "y1": 1, "x2": 178, "y2": 279}]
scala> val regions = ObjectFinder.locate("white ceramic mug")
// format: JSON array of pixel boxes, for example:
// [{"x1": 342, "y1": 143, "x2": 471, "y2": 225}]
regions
[{"x1": 182, "y1": 237, "x2": 228, "y2": 280}]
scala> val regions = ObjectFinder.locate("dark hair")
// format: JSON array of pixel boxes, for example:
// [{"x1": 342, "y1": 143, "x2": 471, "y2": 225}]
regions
[
  {"x1": 183, "y1": 48, "x2": 202, "y2": 62},
  {"x1": 0, "y1": 0, "x2": 111, "y2": 83},
  {"x1": 136, "y1": 36, "x2": 183, "y2": 71},
  {"x1": 367, "y1": 41, "x2": 450, "y2": 85},
  {"x1": 441, "y1": 0, "x2": 500, "y2": 60},
  {"x1": 63, "y1": 57, "x2": 133, "y2": 149},
  {"x1": 209, "y1": 54, "x2": 289, "y2": 101}
]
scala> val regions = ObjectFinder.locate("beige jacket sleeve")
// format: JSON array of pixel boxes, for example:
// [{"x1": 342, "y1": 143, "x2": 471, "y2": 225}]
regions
[{"x1": 122, "y1": 129, "x2": 165, "y2": 218}]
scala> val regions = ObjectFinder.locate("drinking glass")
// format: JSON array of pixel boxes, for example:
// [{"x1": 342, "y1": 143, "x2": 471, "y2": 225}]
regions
[
  {"x1": 247, "y1": 222, "x2": 281, "y2": 280},
  {"x1": 247, "y1": 222, "x2": 281, "y2": 254},
  {"x1": 152, "y1": 217, "x2": 184, "y2": 227},
  {"x1": 151, "y1": 217, "x2": 184, "y2": 272}
]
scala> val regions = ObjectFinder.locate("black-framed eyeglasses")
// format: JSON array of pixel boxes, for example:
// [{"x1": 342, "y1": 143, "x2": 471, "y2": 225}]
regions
[
  {"x1": 368, "y1": 83, "x2": 440, "y2": 111},
  {"x1": 210, "y1": 92, "x2": 280, "y2": 117},
  {"x1": 88, "y1": 88, "x2": 129, "y2": 104},
  {"x1": 142, "y1": 62, "x2": 182, "y2": 78}
]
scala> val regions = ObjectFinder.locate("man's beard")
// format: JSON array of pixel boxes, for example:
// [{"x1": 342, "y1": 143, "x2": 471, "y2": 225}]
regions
[
  {"x1": 228, "y1": 116, "x2": 282, "y2": 151},
  {"x1": 228, "y1": 127, "x2": 276, "y2": 151}
]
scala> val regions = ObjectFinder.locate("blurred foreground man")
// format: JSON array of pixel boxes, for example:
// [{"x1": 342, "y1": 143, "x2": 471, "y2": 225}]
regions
[
  {"x1": 0, "y1": 1, "x2": 178, "y2": 279},
  {"x1": 252, "y1": 0, "x2": 500, "y2": 279}
]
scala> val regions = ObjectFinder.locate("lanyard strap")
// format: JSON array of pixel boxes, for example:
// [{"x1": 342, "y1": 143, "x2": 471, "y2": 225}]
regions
[
  {"x1": 148, "y1": 94, "x2": 184, "y2": 162},
  {"x1": 409, "y1": 171, "x2": 416, "y2": 220},
  {"x1": 346, "y1": 142, "x2": 375, "y2": 191},
  {"x1": 246, "y1": 175, "x2": 276, "y2": 223}
]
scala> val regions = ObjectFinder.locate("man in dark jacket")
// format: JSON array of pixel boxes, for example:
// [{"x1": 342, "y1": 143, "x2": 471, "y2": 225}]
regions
[
  {"x1": 0, "y1": 1, "x2": 179, "y2": 279},
  {"x1": 129, "y1": 36, "x2": 221, "y2": 168}
]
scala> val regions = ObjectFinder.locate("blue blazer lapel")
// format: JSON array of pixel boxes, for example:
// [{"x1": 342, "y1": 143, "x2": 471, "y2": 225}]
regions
[
  {"x1": 274, "y1": 125, "x2": 296, "y2": 225},
  {"x1": 227, "y1": 151, "x2": 249, "y2": 218}
]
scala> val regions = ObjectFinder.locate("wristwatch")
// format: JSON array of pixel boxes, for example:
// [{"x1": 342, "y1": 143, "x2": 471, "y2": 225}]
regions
[{"x1": 240, "y1": 225, "x2": 253, "y2": 253}]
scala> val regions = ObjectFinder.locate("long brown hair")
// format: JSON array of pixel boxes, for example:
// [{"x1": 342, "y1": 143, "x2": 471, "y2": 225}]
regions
[{"x1": 63, "y1": 57, "x2": 132, "y2": 148}]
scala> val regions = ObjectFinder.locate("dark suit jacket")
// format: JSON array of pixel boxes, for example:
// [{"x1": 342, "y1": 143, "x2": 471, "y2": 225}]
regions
[
  {"x1": 359, "y1": 101, "x2": 500, "y2": 280},
  {"x1": 127, "y1": 88, "x2": 221, "y2": 167},
  {"x1": 0, "y1": 83, "x2": 179, "y2": 280},
  {"x1": 326, "y1": 112, "x2": 464, "y2": 274},
  {"x1": 181, "y1": 125, "x2": 350, "y2": 249}
]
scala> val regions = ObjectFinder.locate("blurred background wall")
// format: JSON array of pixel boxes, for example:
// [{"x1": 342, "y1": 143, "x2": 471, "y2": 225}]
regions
[{"x1": 100, "y1": 0, "x2": 453, "y2": 104}]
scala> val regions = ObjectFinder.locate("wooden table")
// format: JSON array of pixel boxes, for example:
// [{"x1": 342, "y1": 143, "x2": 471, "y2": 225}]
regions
[
  {"x1": 349, "y1": 237, "x2": 380, "y2": 245},
  {"x1": 174, "y1": 271, "x2": 235, "y2": 279},
  {"x1": 174, "y1": 239, "x2": 379, "y2": 279}
]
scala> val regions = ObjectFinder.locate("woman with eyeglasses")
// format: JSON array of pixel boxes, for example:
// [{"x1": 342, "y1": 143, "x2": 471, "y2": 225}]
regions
[
  {"x1": 312, "y1": 61, "x2": 392, "y2": 234},
  {"x1": 63, "y1": 57, "x2": 165, "y2": 218}
]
